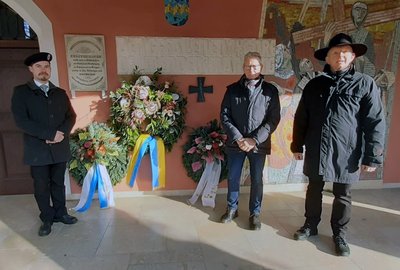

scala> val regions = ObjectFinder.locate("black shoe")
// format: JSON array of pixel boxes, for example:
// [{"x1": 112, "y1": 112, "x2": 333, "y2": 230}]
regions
[
  {"x1": 53, "y1": 214, "x2": 78, "y2": 224},
  {"x1": 333, "y1": 235, "x2": 350, "y2": 256},
  {"x1": 293, "y1": 225, "x2": 318, "y2": 240},
  {"x1": 220, "y1": 209, "x2": 238, "y2": 223},
  {"x1": 249, "y1": 214, "x2": 261, "y2": 230},
  {"x1": 38, "y1": 222, "x2": 52, "y2": 236}
]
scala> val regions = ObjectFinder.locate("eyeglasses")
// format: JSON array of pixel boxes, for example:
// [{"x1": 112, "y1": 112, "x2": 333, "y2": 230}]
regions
[{"x1": 244, "y1": 65, "x2": 260, "y2": 70}]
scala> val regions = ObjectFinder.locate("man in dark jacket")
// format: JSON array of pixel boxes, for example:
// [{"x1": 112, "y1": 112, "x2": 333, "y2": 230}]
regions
[
  {"x1": 11, "y1": 52, "x2": 78, "y2": 236},
  {"x1": 291, "y1": 33, "x2": 385, "y2": 256},
  {"x1": 220, "y1": 52, "x2": 281, "y2": 230}
]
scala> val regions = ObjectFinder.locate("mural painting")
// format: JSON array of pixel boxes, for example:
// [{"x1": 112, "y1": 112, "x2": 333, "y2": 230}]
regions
[{"x1": 261, "y1": 0, "x2": 400, "y2": 183}]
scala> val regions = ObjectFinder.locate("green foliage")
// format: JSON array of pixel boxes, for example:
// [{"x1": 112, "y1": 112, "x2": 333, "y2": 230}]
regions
[
  {"x1": 182, "y1": 120, "x2": 228, "y2": 183},
  {"x1": 69, "y1": 122, "x2": 128, "y2": 186}
]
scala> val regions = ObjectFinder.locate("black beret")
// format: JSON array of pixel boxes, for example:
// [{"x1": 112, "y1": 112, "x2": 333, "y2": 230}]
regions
[{"x1": 24, "y1": 52, "x2": 53, "y2": 66}]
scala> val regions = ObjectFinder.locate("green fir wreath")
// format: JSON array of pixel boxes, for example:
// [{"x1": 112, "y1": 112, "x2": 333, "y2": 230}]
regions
[
  {"x1": 109, "y1": 67, "x2": 187, "y2": 152},
  {"x1": 182, "y1": 119, "x2": 228, "y2": 183},
  {"x1": 69, "y1": 122, "x2": 128, "y2": 186}
]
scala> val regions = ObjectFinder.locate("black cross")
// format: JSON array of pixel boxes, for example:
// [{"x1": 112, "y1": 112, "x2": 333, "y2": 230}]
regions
[{"x1": 188, "y1": 77, "x2": 213, "y2": 102}]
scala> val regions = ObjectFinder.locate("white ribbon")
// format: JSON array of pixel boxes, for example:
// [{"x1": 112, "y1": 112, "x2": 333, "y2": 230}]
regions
[
  {"x1": 72, "y1": 163, "x2": 115, "y2": 212},
  {"x1": 188, "y1": 161, "x2": 221, "y2": 208}
]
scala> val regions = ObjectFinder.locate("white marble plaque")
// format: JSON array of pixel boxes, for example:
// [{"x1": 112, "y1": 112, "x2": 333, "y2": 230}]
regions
[
  {"x1": 116, "y1": 37, "x2": 275, "y2": 75},
  {"x1": 65, "y1": 35, "x2": 107, "y2": 97}
]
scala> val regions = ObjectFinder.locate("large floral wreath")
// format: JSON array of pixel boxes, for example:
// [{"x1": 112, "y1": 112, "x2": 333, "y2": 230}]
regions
[
  {"x1": 182, "y1": 120, "x2": 228, "y2": 183},
  {"x1": 69, "y1": 122, "x2": 128, "y2": 186},
  {"x1": 109, "y1": 67, "x2": 187, "y2": 151}
]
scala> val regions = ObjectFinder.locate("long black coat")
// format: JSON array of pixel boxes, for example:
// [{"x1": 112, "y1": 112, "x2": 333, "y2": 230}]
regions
[
  {"x1": 11, "y1": 81, "x2": 76, "y2": 166},
  {"x1": 291, "y1": 65, "x2": 385, "y2": 183},
  {"x1": 220, "y1": 75, "x2": 281, "y2": 155}
]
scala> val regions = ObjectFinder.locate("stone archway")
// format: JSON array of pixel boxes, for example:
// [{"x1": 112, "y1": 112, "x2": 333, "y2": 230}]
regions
[{"x1": 3, "y1": 0, "x2": 59, "y2": 84}]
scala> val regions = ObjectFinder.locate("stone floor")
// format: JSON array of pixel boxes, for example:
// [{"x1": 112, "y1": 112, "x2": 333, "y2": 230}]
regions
[{"x1": 0, "y1": 188, "x2": 399, "y2": 270}]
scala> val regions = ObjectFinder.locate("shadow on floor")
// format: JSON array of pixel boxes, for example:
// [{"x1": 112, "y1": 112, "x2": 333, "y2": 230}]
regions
[
  {"x1": 0, "y1": 194, "x2": 273, "y2": 270},
  {"x1": 177, "y1": 188, "x2": 400, "y2": 259}
]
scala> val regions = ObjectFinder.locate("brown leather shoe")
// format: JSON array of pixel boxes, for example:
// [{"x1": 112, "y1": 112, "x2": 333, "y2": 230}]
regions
[
  {"x1": 38, "y1": 222, "x2": 52, "y2": 236},
  {"x1": 53, "y1": 214, "x2": 78, "y2": 224}
]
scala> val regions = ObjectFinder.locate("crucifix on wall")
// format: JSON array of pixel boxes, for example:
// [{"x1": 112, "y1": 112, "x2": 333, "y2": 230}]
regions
[{"x1": 189, "y1": 77, "x2": 213, "y2": 102}]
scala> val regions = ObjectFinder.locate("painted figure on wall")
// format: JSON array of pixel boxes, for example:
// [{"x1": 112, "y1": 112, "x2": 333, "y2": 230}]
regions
[
  {"x1": 260, "y1": 0, "x2": 400, "y2": 183},
  {"x1": 350, "y1": 2, "x2": 376, "y2": 76}
]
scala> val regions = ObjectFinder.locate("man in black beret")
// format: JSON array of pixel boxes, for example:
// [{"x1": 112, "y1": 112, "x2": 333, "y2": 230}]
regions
[
  {"x1": 11, "y1": 52, "x2": 78, "y2": 236},
  {"x1": 291, "y1": 33, "x2": 385, "y2": 256}
]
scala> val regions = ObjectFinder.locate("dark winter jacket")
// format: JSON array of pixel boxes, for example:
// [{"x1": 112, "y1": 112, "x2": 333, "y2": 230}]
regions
[
  {"x1": 291, "y1": 65, "x2": 385, "y2": 183},
  {"x1": 11, "y1": 80, "x2": 76, "y2": 166},
  {"x1": 220, "y1": 75, "x2": 281, "y2": 155}
]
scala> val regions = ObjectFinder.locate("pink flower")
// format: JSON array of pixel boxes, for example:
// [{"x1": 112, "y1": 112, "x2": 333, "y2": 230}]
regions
[
  {"x1": 209, "y1": 131, "x2": 219, "y2": 138},
  {"x1": 187, "y1": 146, "x2": 197, "y2": 154},
  {"x1": 194, "y1": 137, "x2": 203, "y2": 144},
  {"x1": 191, "y1": 161, "x2": 202, "y2": 172},
  {"x1": 202, "y1": 152, "x2": 214, "y2": 163},
  {"x1": 83, "y1": 141, "x2": 92, "y2": 149},
  {"x1": 220, "y1": 134, "x2": 228, "y2": 141}
]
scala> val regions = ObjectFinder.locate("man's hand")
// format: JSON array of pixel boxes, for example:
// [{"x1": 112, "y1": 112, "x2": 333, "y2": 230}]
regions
[
  {"x1": 47, "y1": 131, "x2": 64, "y2": 144},
  {"x1": 361, "y1": 165, "x2": 376, "y2": 172},
  {"x1": 293, "y1": 152, "x2": 303, "y2": 160},
  {"x1": 237, "y1": 138, "x2": 256, "y2": 152}
]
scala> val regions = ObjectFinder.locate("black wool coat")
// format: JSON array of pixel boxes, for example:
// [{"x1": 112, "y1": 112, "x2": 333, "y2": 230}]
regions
[
  {"x1": 11, "y1": 80, "x2": 76, "y2": 166},
  {"x1": 291, "y1": 65, "x2": 385, "y2": 183},
  {"x1": 220, "y1": 75, "x2": 281, "y2": 155}
]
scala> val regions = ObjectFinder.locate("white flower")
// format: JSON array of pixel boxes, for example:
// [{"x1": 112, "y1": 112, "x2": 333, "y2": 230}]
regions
[
  {"x1": 172, "y1": 93, "x2": 180, "y2": 101},
  {"x1": 132, "y1": 109, "x2": 145, "y2": 122},
  {"x1": 135, "y1": 76, "x2": 153, "y2": 86},
  {"x1": 205, "y1": 145, "x2": 212, "y2": 150},
  {"x1": 164, "y1": 109, "x2": 174, "y2": 117},
  {"x1": 145, "y1": 101, "x2": 159, "y2": 115},
  {"x1": 138, "y1": 86, "x2": 149, "y2": 100},
  {"x1": 119, "y1": 98, "x2": 130, "y2": 109}
]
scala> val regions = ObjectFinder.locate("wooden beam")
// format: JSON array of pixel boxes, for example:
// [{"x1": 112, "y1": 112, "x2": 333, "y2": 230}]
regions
[{"x1": 292, "y1": 7, "x2": 400, "y2": 44}]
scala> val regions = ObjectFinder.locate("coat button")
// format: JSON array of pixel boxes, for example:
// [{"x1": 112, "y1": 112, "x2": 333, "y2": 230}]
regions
[{"x1": 50, "y1": 114, "x2": 54, "y2": 118}]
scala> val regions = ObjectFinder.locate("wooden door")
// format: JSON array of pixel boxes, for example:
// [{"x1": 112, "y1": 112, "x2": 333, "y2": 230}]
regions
[{"x1": 0, "y1": 43, "x2": 38, "y2": 194}]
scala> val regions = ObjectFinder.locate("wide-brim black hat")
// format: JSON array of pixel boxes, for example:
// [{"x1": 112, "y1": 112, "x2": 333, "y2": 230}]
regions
[
  {"x1": 314, "y1": 33, "x2": 367, "y2": 61},
  {"x1": 24, "y1": 52, "x2": 52, "y2": 66}
]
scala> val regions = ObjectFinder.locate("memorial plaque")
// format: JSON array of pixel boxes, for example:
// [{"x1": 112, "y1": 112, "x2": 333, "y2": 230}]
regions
[
  {"x1": 116, "y1": 37, "x2": 275, "y2": 75},
  {"x1": 65, "y1": 35, "x2": 107, "y2": 97}
]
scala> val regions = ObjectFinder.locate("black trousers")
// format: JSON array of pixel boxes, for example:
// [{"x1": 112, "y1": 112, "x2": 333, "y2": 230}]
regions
[
  {"x1": 30, "y1": 162, "x2": 68, "y2": 222},
  {"x1": 304, "y1": 178, "x2": 352, "y2": 237}
]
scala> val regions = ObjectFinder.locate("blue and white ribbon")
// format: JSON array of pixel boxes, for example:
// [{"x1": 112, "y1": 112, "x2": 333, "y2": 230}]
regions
[
  {"x1": 188, "y1": 161, "x2": 221, "y2": 208},
  {"x1": 72, "y1": 163, "x2": 115, "y2": 212}
]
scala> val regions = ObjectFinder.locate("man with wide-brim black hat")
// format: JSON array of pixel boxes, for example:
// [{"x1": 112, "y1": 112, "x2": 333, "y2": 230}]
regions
[
  {"x1": 11, "y1": 52, "x2": 78, "y2": 236},
  {"x1": 290, "y1": 33, "x2": 385, "y2": 256}
]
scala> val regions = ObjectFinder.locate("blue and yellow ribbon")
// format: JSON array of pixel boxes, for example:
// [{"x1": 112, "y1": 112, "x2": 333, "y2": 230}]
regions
[{"x1": 126, "y1": 134, "x2": 166, "y2": 189}]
